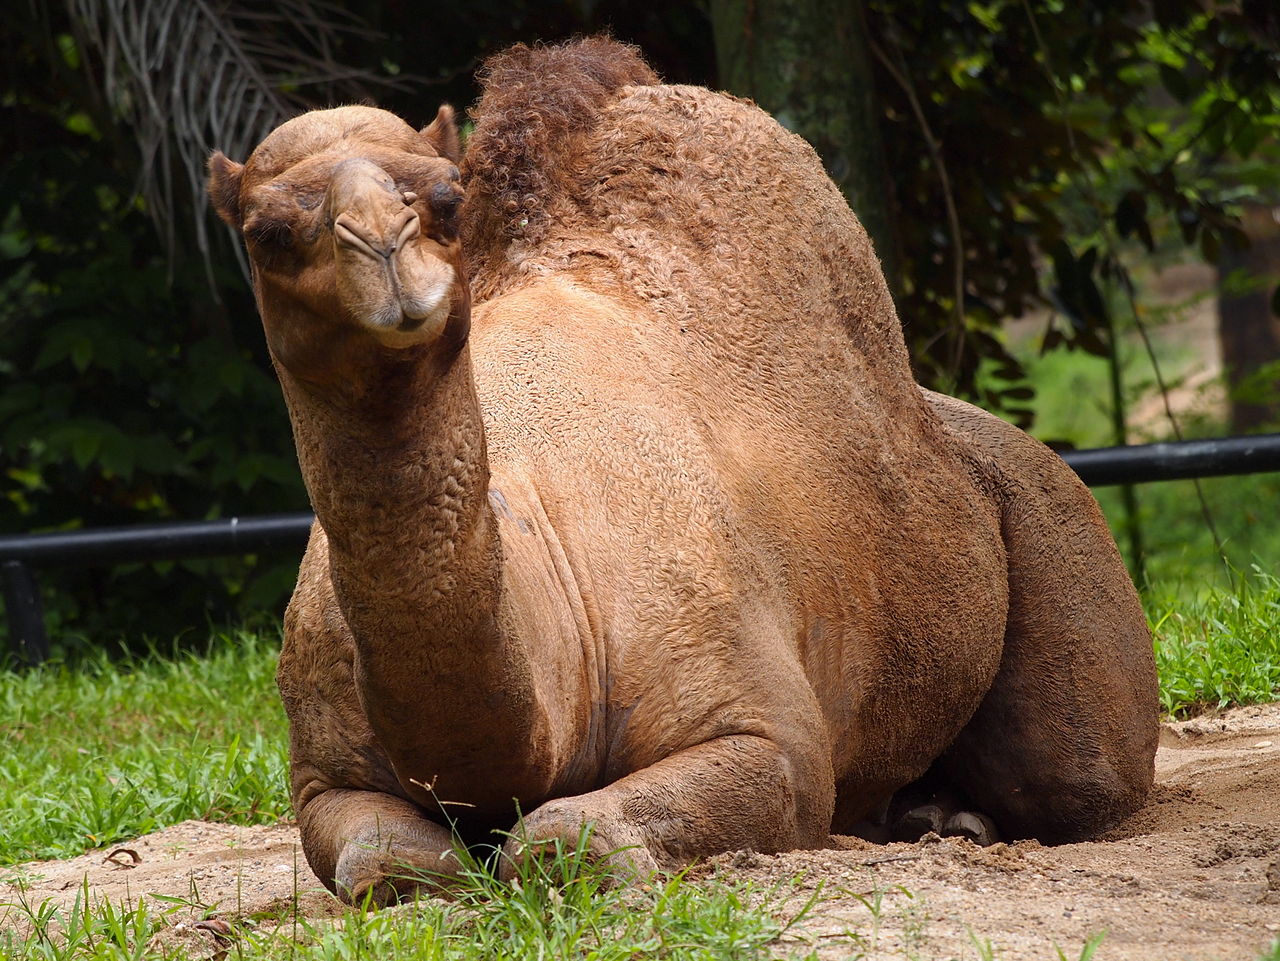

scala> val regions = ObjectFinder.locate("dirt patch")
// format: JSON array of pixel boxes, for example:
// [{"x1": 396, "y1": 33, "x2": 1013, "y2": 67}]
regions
[{"x1": 3, "y1": 703, "x2": 1279, "y2": 959}]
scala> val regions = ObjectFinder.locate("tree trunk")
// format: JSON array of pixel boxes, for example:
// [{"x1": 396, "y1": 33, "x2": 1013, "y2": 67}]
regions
[
  {"x1": 1218, "y1": 202, "x2": 1280, "y2": 433},
  {"x1": 710, "y1": 0, "x2": 900, "y2": 297}
]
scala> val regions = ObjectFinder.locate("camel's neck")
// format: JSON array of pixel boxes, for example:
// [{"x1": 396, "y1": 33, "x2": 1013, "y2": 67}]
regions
[
  {"x1": 285, "y1": 344, "x2": 496, "y2": 617},
  {"x1": 278, "y1": 343, "x2": 553, "y2": 812}
]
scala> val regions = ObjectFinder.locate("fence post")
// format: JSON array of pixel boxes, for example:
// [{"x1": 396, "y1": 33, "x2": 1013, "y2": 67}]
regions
[{"x1": 3, "y1": 560, "x2": 49, "y2": 667}]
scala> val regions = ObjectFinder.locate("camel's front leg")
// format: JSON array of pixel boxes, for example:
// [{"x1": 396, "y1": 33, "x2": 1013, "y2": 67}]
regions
[
  {"x1": 299, "y1": 788, "x2": 464, "y2": 904},
  {"x1": 500, "y1": 734, "x2": 832, "y2": 880}
]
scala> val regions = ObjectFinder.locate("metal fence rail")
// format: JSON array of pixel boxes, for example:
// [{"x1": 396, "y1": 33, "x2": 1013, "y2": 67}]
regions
[
  {"x1": 4, "y1": 432, "x2": 1280, "y2": 665},
  {"x1": 1, "y1": 513, "x2": 313, "y2": 666},
  {"x1": 1060, "y1": 434, "x2": 1280, "y2": 487}
]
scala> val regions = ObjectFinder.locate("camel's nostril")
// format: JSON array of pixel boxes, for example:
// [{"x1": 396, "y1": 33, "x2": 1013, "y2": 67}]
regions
[
  {"x1": 395, "y1": 210, "x2": 421, "y2": 251},
  {"x1": 333, "y1": 215, "x2": 390, "y2": 260},
  {"x1": 333, "y1": 208, "x2": 419, "y2": 262}
]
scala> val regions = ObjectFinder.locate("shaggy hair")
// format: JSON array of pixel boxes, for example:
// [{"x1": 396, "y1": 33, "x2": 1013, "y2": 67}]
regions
[{"x1": 462, "y1": 36, "x2": 657, "y2": 248}]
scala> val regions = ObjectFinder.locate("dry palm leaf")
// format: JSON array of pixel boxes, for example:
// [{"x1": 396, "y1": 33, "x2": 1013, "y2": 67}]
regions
[{"x1": 65, "y1": 0, "x2": 407, "y2": 273}]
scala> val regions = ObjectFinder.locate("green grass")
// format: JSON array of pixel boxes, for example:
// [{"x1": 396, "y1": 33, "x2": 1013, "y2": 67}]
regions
[
  {"x1": 1149, "y1": 568, "x2": 1280, "y2": 717},
  {"x1": 0, "y1": 632, "x2": 288, "y2": 864},
  {"x1": 1095, "y1": 472, "x2": 1280, "y2": 596}
]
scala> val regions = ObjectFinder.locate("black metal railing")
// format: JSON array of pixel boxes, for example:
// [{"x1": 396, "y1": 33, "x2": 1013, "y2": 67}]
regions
[
  {"x1": 0, "y1": 513, "x2": 314, "y2": 665},
  {"x1": 4, "y1": 433, "x2": 1280, "y2": 665}
]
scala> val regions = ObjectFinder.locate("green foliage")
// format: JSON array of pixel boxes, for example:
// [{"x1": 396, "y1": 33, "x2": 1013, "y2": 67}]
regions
[
  {"x1": 865, "y1": 0, "x2": 1279, "y2": 420},
  {"x1": 0, "y1": 631, "x2": 289, "y2": 863},
  {"x1": 1, "y1": 15, "x2": 306, "y2": 647},
  {"x1": 1002, "y1": 287, "x2": 1280, "y2": 594}
]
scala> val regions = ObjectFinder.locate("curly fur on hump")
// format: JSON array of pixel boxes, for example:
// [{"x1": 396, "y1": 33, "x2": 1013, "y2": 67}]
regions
[{"x1": 462, "y1": 36, "x2": 658, "y2": 244}]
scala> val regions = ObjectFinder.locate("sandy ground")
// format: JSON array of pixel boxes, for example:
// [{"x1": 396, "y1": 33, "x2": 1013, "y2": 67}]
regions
[{"x1": 2, "y1": 703, "x2": 1278, "y2": 960}]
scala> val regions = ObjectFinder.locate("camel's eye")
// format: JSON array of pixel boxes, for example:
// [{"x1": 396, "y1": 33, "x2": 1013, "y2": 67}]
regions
[
  {"x1": 244, "y1": 216, "x2": 295, "y2": 250},
  {"x1": 426, "y1": 181, "x2": 463, "y2": 242}
]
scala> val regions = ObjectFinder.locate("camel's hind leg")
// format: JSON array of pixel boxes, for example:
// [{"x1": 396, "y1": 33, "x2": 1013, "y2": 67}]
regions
[{"x1": 923, "y1": 390, "x2": 1159, "y2": 842}]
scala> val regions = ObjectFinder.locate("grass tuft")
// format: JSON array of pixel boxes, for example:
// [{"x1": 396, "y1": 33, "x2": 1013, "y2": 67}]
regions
[
  {"x1": 1149, "y1": 568, "x2": 1280, "y2": 717},
  {"x1": 1, "y1": 836, "x2": 820, "y2": 960}
]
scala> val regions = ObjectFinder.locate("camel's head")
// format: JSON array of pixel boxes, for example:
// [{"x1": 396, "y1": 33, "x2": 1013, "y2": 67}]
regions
[{"x1": 208, "y1": 105, "x2": 468, "y2": 377}]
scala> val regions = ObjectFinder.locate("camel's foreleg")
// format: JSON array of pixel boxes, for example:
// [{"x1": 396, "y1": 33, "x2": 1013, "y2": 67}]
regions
[
  {"x1": 499, "y1": 733, "x2": 832, "y2": 881},
  {"x1": 298, "y1": 787, "x2": 465, "y2": 905}
]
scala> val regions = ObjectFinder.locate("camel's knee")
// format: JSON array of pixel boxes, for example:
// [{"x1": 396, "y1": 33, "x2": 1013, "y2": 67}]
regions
[{"x1": 299, "y1": 788, "x2": 462, "y2": 904}]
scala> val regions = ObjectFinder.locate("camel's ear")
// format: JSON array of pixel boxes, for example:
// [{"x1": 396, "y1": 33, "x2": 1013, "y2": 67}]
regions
[
  {"x1": 421, "y1": 104, "x2": 461, "y2": 164},
  {"x1": 207, "y1": 151, "x2": 245, "y2": 228}
]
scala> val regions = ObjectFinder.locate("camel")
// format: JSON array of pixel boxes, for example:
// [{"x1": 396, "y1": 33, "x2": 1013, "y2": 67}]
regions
[{"x1": 207, "y1": 37, "x2": 1158, "y2": 904}]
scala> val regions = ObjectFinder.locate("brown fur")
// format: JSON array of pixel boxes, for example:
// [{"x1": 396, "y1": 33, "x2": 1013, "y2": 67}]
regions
[
  {"x1": 462, "y1": 37, "x2": 658, "y2": 255},
  {"x1": 209, "y1": 38, "x2": 1158, "y2": 904}
]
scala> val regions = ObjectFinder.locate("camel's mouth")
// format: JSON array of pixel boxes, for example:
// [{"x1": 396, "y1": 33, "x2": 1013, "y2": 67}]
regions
[{"x1": 327, "y1": 158, "x2": 459, "y2": 348}]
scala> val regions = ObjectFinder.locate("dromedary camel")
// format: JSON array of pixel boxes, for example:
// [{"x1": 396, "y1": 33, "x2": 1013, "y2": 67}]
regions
[{"x1": 208, "y1": 38, "x2": 1158, "y2": 904}]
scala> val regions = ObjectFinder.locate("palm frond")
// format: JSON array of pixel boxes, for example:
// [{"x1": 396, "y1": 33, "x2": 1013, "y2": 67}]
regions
[{"x1": 65, "y1": 0, "x2": 407, "y2": 271}]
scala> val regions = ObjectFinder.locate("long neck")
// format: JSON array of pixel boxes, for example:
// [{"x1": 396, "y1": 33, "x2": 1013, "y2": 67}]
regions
[
  {"x1": 279, "y1": 342, "x2": 553, "y2": 813},
  {"x1": 287, "y1": 343, "x2": 496, "y2": 620}
]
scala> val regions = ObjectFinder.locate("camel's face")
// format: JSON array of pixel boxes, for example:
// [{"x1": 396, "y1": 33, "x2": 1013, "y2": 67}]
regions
[{"x1": 208, "y1": 106, "x2": 468, "y2": 376}]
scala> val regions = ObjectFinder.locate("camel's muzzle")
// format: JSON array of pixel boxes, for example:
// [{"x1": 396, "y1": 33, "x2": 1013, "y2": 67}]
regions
[{"x1": 327, "y1": 158, "x2": 457, "y2": 347}]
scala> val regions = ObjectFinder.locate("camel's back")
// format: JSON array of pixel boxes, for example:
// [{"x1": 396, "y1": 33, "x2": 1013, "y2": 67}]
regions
[
  {"x1": 467, "y1": 67, "x2": 935, "y2": 462},
  {"x1": 465, "y1": 52, "x2": 1009, "y2": 791}
]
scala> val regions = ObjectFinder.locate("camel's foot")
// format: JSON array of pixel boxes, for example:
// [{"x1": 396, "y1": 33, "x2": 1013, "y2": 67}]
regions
[
  {"x1": 335, "y1": 835, "x2": 458, "y2": 905},
  {"x1": 941, "y1": 810, "x2": 999, "y2": 846},
  {"x1": 892, "y1": 802, "x2": 946, "y2": 840},
  {"x1": 298, "y1": 788, "x2": 467, "y2": 906},
  {"x1": 891, "y1": 792, "x2": 1000, "y2": 847},
  {"x1": 498, "y1": 797, "x2": 657, "y2": 885}
]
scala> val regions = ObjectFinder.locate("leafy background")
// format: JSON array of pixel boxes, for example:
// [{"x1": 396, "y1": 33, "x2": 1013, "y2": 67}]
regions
[{"x1": 2, "y1": 0, "x2": 1277, "y2": 652}]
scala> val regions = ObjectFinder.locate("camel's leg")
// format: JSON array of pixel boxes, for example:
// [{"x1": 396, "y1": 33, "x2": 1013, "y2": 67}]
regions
[
  {"x1": 298, "y1": 788, "x2": 464, "y2": 904},
  {"x1": 280, "y1": 530, "x2": 467, "y2": 904},
  {"x1": 499, "y1": 734, "x2": 831, "y2": 880},
  {"x1": 922, "y1": 390, "x2": 1159, "y2": 842}
]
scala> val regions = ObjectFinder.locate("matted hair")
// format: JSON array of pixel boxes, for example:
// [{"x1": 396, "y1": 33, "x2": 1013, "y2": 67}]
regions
[{"x1": 463, "y1": 36, "x2": 658, "y2": 243}]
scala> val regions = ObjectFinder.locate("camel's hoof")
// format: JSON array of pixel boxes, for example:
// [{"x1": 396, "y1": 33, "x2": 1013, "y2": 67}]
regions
[
  {"x1": 498, "y1": 804, "x2": 656, "y2": 886},
  {"x1": 892, "y1": 803, "x2": 946, "y2": 842},
  {"x1": 942, "y1": 811, "x2": 999, "y2": 846}
]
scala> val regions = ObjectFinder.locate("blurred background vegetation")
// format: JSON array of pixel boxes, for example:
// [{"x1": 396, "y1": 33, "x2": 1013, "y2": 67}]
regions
[{"x1": 2, "y1": 0, "x2": 1278, "y2": 653}]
